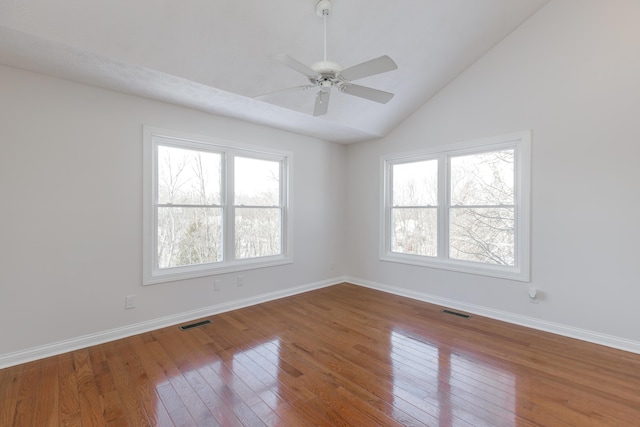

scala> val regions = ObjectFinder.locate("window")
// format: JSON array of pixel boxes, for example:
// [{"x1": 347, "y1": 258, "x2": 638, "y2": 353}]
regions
[
  {"x1": 382, "y1": 131, "x2": 531, "y2": 281},
  {"x1": 143, "y1": 127, "x2": 291, "y2": 285}
]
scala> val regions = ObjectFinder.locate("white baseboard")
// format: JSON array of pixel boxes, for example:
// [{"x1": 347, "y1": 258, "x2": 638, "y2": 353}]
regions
[
  {"x1": 0, "y1": 277, "x2": 346, "y2": 369},
  {"x1": 346, "y1": 276, "x2": 640, "y2": 355},
  {"x1": 5, "y1": 275, "x2": 637, "y2": 369}
]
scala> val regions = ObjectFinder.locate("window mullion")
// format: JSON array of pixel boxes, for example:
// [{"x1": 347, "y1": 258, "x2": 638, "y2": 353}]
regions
[
  {"x1": 280, "y1": 159, "x2": 287, "y2": 255},
  {"x1": 224, "y1": 152, "x2": 235, "y2": 262},
  {"x1": 152, "y1": 141, "x2": 160, "y2": 271},
  {"x1": 439, "y1": 155, "x2": 449, "y2": 260},
  {"x1": 386, "y1": 161, "x2": 396, "y2": 254},
  {"x1": 513, "y1": 147, "x2": 521, "y2": 269},
  {"x1": 156, "y1": 203, "x2": 222, "y2": 208},
  {"x1": 449, "y1": 204, "x2": 516, "y2": 209}
]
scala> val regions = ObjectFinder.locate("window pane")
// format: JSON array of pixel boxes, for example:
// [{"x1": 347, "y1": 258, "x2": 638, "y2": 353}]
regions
[
  {"x1": 393, "y1": 160, "x2": 438, "y2": 206},
  {"x1": 158, "y1": 145, "x2": 221, "y2": 205},
  {"x1": 391, "y1": 207, "x2": 437, "y2": 256},
  {"x1": 235, "y1": 208, "x2": 281, "y2": 259},
  {"x1": 449, "y1": 207, "x2": 514, "y2": 266},
  {"x1": 450, "y1": 149, "x2": 514, "y2": 206},
  {"x1": 158, "y1": 207, "x2": 222, "y2": 268},
  {"x1": 235, "y1": 157, "x2": 280, "y2": 206}
]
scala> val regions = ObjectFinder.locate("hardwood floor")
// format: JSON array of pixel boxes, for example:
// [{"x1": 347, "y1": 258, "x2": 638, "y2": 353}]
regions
[{"x1": 2, "y1": 283, "x2": 640, "y2": 426}]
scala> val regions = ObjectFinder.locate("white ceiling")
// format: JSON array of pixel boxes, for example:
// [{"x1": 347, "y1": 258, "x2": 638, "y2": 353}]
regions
[{"x1": 0, "y1": 0, "x2": 549, "y2": 144}]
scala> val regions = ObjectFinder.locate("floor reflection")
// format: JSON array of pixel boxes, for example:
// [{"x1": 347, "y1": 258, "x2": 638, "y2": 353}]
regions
[
  {"x1": 390, "y1": 329, "x2": 515, "y2": 425},
  {"x1": 231, "y1": 338, "x2": 282, "y2": 409},
  {"x1": 153, "y1": 332, "x2": 283, "y2": 425}
]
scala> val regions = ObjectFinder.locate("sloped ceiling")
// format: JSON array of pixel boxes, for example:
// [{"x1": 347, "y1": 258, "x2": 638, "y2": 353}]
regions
[{"x1": 0, "y1": 0, "x2": 549, "y2": 143}]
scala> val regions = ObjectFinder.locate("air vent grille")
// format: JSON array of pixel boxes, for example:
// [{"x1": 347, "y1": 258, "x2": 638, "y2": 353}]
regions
[
  {"x1": 179, "y1": 319, "x2": 212, "y2": 330},
  {"x1": 441, "y1": 309, "x2": 471, "y2": 319}
]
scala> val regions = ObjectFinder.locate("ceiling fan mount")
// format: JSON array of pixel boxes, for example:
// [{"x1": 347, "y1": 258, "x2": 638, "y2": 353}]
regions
[
  {"x1": 315, "y1": 0, "x2": 332, "y2": 17},
  {"x1": 256, "y1": 0, "x2": 398, "y2": 116}
]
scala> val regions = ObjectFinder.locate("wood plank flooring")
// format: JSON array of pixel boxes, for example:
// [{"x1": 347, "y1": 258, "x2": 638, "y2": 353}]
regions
[{"x1": 2, "y1": 283, "x2": 640, "y2": 426}]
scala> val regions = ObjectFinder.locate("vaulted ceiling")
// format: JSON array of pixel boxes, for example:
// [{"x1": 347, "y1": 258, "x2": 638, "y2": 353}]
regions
[{"x1": 0, "y1": 0, "x2": 548, "y2": 143}]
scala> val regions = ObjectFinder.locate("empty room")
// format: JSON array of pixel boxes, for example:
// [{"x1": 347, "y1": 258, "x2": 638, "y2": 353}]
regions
[{"x1": 1, "y1": 0, "x2": 640, "y2": 425}]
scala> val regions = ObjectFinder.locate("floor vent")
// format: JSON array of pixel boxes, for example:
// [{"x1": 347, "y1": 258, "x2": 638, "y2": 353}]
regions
[
  {"x1": 441, "y1": 309, "x2": 471, "y2": 319},
  {"x1": 180, "y1": 319, "x2": 212, "y2": 330}
]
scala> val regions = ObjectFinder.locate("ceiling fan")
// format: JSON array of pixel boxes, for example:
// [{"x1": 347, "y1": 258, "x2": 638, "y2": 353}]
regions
[{"x1": 256, "y1": 0, "x2": 398, "y2": 116}]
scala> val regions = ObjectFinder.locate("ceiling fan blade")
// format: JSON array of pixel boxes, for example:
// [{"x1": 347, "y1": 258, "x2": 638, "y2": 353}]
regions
[
  {"x1": 340, "y1": 55, "x2": 398, "y2": 82},
  {"x1": 254, "y1": 85, "x2": 314, "y2": 100},
  {"x1": 313, "y1": 88, "x2": 331, "y2": 116},
  {"x1": 270, "y1": 54, "x2": 319, "y2": 79},
  {"x1": 341, "y1": 84, "x2": 394, "y2": 104}
]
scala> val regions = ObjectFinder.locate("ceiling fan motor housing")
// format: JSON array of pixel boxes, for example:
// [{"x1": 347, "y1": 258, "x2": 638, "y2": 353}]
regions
[
  {"x1": 310, "y1": 60, "x2": 344, "y2": 87},
  {"x1": 311, "y1": 61, "x2": 342, "y2": 75}
]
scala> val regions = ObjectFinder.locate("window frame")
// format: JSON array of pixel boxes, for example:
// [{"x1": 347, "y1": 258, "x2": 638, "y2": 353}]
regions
[
  {"x1": 143, "y1": 126, "x2": 292, "y2": 285},
  {"x1": 380, "y1": 131, "x2": 531, "y2": 282}
]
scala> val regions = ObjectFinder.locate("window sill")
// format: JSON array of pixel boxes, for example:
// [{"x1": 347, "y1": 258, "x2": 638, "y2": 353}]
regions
[
  {"x1": 143, "y1": 256, "x2": 292, "y2": 286},
  {"x1": 380, "y1": 253, "x2": 529, "y2": 282}
]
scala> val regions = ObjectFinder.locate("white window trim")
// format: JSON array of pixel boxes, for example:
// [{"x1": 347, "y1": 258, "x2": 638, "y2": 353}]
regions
[
  {"x1": 143, "y1": 126, "x2": 293, "y2": 285},
  {"x1": 380, "y1": 131, "x2": 531, "y2": 282}
]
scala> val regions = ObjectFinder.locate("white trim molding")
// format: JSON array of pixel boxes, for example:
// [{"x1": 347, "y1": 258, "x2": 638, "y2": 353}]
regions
[
  {"x1": 0, "y1": 277, "x2": 346, "y2": 369},
  {"x1": 4, "y1": 276, "x2": 639, "y2": 369},
  {"x1": 346, "y1": 276, "x2": 640, "y2": 355}
]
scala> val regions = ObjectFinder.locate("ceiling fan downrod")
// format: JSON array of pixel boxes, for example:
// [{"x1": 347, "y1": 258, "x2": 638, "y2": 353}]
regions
[
  {"x1": 311, "y1": 0, "x2": 342, "y2": 83},
  {"x1": 316, "y1": 0, "x2": 332, "y2": 62}
]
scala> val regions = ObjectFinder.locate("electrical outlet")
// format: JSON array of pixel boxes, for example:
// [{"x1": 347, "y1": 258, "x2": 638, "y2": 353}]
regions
[
  {"x1": 214, "y1": 279, "x2": 221, "y2": 291},
  {"x1": 125, "y1": 294, "x2": 136, "y2": 309},
  {"x1": 236, "y1": 276, "x2": 244, "y2": 287}
]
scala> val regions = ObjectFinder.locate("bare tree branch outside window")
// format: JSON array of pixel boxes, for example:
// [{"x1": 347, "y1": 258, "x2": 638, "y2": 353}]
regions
[
  {"x1": 156, "y1": 149, "x2": 283, "y2": 268},
  {"x1": 391, "y1": 159, "x2": 438, "y2": 256},
  {"x1": 234, "y1": 157, "x2": 281, "y2": 259},
  {"x1": 390, "y1": 149, "x2": 515, "y2": 266},
  {"x1": 449, "y1": 149, "x2": 515, "y2": 265},
  {"x1": 157, "y1": 145, "x2": 222, "y2": 268}
]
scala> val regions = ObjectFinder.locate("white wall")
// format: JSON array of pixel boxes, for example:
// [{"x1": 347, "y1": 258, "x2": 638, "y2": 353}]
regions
[
  {"x1": 0, "y1": 65, "x2": 347, "y2": 359},
  {"x1": 347, "y1": 0, "x2": 640, "y2": 346},
  {"x1": 3, "y1": 0, "x2": 640, "y2": 365}
]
